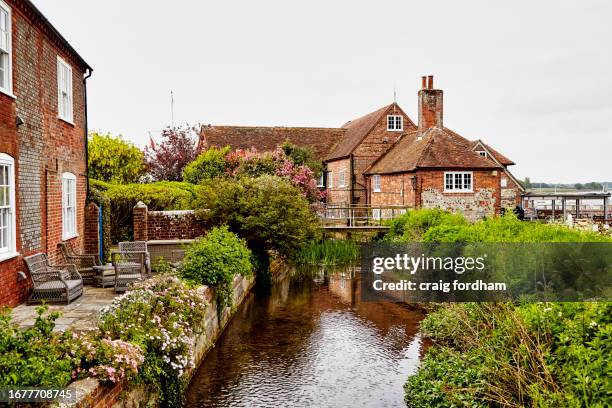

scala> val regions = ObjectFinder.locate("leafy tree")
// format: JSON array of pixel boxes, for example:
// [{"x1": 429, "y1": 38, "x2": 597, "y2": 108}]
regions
[
  {"x1": 523, "y1": 177, "x2": 531, "y2": 189},
  {"x1": 144, "y1": 125, "x2": 198, "y2": 181},
  {"x1": 280, "y1": 140, "x2": 323, "y2": 177},
  {"x1": 183, "y1": 146, "x2": 231, "y2": 184},
  {"x1": 88, "y1": 132, "x2": 146, "y2": 184},
  {"x1": 195, "y1": 175, "x2": 320, "y2": 284},
  {"x1": 574, "y1": 183, "x2": 584, "y2": 190}
]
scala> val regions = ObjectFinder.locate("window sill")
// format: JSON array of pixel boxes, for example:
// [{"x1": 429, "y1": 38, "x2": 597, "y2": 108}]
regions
[
  {"x1": 62, "y1": 233, "x2": 79, "y2": 241},
  {"x1": 373, "y1": 190, "x2": 381, "y2": 193},
  {"x1": 0, "y1": 88, "x2": 16, "y2": 99},
  {"x1": 386, "y1": 129, "x2": 403, "y2": 132},
  {"x1": 443, "y1": 190, "x2": 474, "y2": 194},
  {"x1": 58, "y1": 116, "x2": 75, "y2": 126},
  {"x1": 0, "y1": 251, "x2": 20, "y2": 263}
]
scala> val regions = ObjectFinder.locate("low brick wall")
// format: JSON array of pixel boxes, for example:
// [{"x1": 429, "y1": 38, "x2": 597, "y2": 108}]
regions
[
  {"x1": 68, "y1": 273, "x2": 255, "y2": 408},
  {"x1": 133, "y1": 202, "x2": 207, "y2": 242}
]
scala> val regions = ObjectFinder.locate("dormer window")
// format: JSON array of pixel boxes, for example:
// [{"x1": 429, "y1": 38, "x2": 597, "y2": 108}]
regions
[
  {"x1": 477, "y1": 151, "x2": 487, "y2": 158},
  {"x1": 387, "y1": 115, "x2": 403, "y2": 131}
]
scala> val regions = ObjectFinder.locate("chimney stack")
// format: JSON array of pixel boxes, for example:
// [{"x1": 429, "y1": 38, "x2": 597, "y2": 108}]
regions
[{"x1": 418, "y1": 75, "x2": 443, "y2": 130}]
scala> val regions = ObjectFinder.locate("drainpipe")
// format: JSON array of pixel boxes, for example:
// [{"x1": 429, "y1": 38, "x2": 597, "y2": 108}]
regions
[
  {"x1": 83, "y1": 68, "x2": 93, "y2": 198},
  {"x1": 349, "y1": 153, "x2": 354, "y2": 205}
]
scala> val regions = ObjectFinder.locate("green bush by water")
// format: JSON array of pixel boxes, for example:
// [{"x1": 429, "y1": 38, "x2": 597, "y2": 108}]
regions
[
  {"x1": 390, "y1": 209, "x2": 612, "y2": 407},
  {"x1": 295, "y1": 239, "x2": 359, "y2": 265},
  {"x1": 179, "y1": 226, "x2": 253, "y2": 308}
]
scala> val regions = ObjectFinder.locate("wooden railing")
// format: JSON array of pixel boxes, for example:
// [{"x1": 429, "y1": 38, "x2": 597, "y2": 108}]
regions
[{"x1": 317, "y1": 204, "x2": 409, "y2": 227}]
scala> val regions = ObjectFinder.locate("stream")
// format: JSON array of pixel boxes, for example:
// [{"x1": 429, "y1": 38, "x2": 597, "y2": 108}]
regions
[{"x1": 185, "y1": 265, "x2": 426, "y2": 407}]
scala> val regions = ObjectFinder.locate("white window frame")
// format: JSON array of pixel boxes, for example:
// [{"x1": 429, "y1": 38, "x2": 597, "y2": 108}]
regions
[
  {"x1": 372, "y1": 175, "x2": 381, "y2": 192},
  {"x1": 62, "y1": 172, "x2": 78, "y2": 240},
  {"x1": 0, "y1": 153, "x2": 17, "y2": 261},
  {"x1": 372, "y1": 208, "x2": 381, "y2": 220},
  {"x1": 444, "y1": 171, "x2": 473, "y2": 193},
  {"x1": 0, "y1": 0, "x2": 13, "y2": 97},
  {"x1": 339, "y1": 170, "x2": 346, "y2": 188},
  {"x1": 477, "y1": 151, "x2": 487, "y2": 158},
  {"x1": 57, "y1": 56, "x2": 74, "y2": 123},
  {"x1": 316, "y1": 173, "x2": 324, "y2": 188},
  {"x1": 328, "y1": 171, "x2": 333, "y2": 188},
  {"x1": 501, "y1": 177, "x2": 508, "y2": 188},
  {"x1": 386, "y1": 115, "x2": 403, "y2": 131}
]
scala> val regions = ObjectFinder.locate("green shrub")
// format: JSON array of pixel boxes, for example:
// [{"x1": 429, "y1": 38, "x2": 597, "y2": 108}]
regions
[
  {"x1": 195, "y1": 176, "x2": 320, "y2": 285},
  {"x1": 295, "y1": 239, "x2": 359, "y2": 265},
  {"x1": 407, "y1": 302, "x2": 612, "y2": 407},
  {"x1": 384, "y1": 208, "x2": 467, "y2": 242},
  {"x1": 0, "y1": 306, "x2": 143, "y2": 388},
  {"x1": 183, "y1": 146, "x2": 231, "y2": 184},
  {"x1": 179, "y1": 226, "x2": 253, "y2": 308},
  {"x1": 90, "y1": 180, "x2": 202, "y2": 242}
]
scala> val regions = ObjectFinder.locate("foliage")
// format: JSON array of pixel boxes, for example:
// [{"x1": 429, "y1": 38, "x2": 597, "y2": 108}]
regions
[
  {"x1": 396, "y1": 210, "x2": 612, "y2": 407},
  {"x1": 295, "y1": 239, "x2": 359, "y2": 266},
  {"x1": 144, "y1": 125, "x2": 198, "y2": 181},
  {"x1": 225, "y1": 146, "x2": 324, "y2": 202},
  {"x1": 195, "y1": 175, "x2": 320, "y2": 259},
  {"x1": 183, "y1": 146, "x2": 231, "y2": 184},
  {"x1": 87, "y1": 184, "x2": 112, "y2": 262},
  {"x1": 99, "y1": 275, "x2": 207, "y2": 407},
  {"x1": 88, "y1": 132, "x2": 146, "y2": 184},
  {"x1": 406, "y1": 302, "x2": 612, "y2": 407},
  {"x1": 90, "y1": 179, "x2": 201, "y2": 242},
  {"x1": 179, "y1": 226, "x2": 252, "y2": 308},
  {"x1": 0, "y1": 306, "x2": 143, "y2": 388},
  {"x1": 280, "y1": 140, "x2": 323, "y2": 177},
  {"x1": 383, "y1": 208, "x2": 467, "y2": 242}
]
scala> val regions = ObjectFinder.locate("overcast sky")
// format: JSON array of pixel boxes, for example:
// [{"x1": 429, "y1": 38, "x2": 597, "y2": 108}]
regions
[{"x1": 35, "y1": 0, "x2": 611, "y2": 183}]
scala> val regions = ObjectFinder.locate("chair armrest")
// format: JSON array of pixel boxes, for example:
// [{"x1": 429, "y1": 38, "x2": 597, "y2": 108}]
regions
[{"x1": 48, "y1": 263, "x2": 82, "y2": 281}]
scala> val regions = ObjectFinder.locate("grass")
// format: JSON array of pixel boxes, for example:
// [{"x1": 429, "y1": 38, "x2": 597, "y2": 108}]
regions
[{"x1": 295, "y1": 239, "x2": 359, "y2": 266}]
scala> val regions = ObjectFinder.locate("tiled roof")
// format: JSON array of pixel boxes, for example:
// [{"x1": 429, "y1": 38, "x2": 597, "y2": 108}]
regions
[
  {"x1": 365, "y1": 127, "x2": 502, "y2": 174},
  {"x1": 198, "y1": 125, "x2": 346, "y2": 160},
  {"x1": 326, "y1": 103, "x2": 416, "y2": 160}
]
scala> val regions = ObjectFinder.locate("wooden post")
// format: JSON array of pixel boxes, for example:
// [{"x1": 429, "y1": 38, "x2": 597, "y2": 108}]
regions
[
  {"x1": 576, "y1": 199, "x2": 580, "y2": 218},
  {"x1": 562, "y1": 197, "x2": 566, "y2": 220},
  {"x1": 551, "y1": 199, "x2": 556, "y2": 220},
  {"x1": 604, "y1": 197, "x2": 608, "y2": 221}
]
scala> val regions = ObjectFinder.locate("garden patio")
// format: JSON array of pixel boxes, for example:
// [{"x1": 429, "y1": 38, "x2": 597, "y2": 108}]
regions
[{"x1": 9, "y1": 286, "x2": 118, "y2": 332}]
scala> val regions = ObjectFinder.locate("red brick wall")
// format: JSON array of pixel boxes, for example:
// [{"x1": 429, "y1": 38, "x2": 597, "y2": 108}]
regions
[
  {"x1": 133, "y1": 204, "x2": 207, "y2": 241},
  {"x1": 352, "y1": 105, "x2": 416, "y2": 204},
  {"x1": 369, "y1": 173, "x2": 416, "y2": 207},
  {"x1": 0, "y1": 1, "x2": 90, "y2": 306},
  {"x1": 326, "y1": 158, "x2": 351, "y2": 205}
]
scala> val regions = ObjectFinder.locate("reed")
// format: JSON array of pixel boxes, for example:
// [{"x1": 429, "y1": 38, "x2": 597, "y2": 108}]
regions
[{"x1": 295, "y1": 239, "x2": 359, "y2": 265}]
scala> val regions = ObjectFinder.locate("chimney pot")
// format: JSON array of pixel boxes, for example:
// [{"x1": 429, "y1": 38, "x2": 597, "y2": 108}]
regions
[
  {"x1": 427, "y1": 75, "x2": 434, "y2": 89},
  {"x1": 421, "y1": 76, "x2": 427, "y2": 89}
]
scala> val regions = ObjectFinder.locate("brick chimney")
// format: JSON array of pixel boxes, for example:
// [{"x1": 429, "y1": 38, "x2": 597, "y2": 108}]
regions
[{"x1": 418, "y1": 75, "x2": 443, "y2": 130}]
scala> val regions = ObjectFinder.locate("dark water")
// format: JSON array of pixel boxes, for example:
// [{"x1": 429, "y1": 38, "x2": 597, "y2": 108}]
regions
[{"x1": 185, "y1": 266, "x2": 426, "y2": 408}]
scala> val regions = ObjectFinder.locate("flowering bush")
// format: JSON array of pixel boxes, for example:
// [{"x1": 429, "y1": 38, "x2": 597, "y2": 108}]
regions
[
  {"x1": 69, "y1": 333, "x2": 144, "y2": 384},
  {"x1": 98, "y1": 275, "x2": 207, "y2": 407},
  {"x1": 0, "y1": 306, "x2": 144, "y2": 388}
]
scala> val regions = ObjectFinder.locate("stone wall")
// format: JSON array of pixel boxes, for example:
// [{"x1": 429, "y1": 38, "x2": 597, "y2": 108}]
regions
[
  {"x1": 418, "y1": 169, "x2": 500, "y2": 221},
  {"x1": 71, "y1": 273, "x2": 256, "y2": 408}
]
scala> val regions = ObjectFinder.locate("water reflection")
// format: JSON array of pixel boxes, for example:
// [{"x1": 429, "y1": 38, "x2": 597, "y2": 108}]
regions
[{"x1": 185, "y1": 265, "x2": 426, "y2": 408}]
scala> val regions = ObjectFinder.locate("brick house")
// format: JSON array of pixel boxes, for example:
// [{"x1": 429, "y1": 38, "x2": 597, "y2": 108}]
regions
[
  {"x1": 198, "y1": 75, "x2": 522, "y2": 220},
  {"x1": 0, "y1": 0, "x2": 92, "y2": 306}
]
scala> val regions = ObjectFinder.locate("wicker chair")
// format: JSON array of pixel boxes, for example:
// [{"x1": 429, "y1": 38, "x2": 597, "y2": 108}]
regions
[
  {"x1": 58, "y1": 242, "x2": 100, "y2": 285},
  {"x1": 111, "y1": 250, "x2": 144, "y2": 292},
  {"x1": 118, "y1": 241, "x2": 151, "y2": 275},
  {"x1": 24, "y1": 253, "x2": 83, "y2": 304}
]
